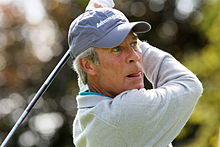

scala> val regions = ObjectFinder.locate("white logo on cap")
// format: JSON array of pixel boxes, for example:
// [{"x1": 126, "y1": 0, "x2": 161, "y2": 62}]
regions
[{"x1": 96, "y1": 15, "x2": 118, "y2": 28}]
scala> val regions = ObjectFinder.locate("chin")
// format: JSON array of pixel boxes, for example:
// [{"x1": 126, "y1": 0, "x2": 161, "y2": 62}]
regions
[
  {"x1": 127, "y1": 83, "x2": 144, "y2": 91},
  {"x1": 126, "y1": 77, "x2": 144, "y2": 90},
  {"x1": 135, "y1": 85, "x2": 144, "y2": 90}
]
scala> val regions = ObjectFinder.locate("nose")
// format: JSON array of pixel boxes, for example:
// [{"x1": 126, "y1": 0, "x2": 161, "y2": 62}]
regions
[{"x1": 126, "y1": 48, "x2": 141, "y2": 63}]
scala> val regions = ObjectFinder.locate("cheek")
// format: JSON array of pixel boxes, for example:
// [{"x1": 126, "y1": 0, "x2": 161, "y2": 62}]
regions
[
  {"x1": 97, "y1": 52, "x2": 126, "y2": 82},
  {"x1": 99, "y1": 56, "x2": 122, "y2": 70},
  {"x1": 103, "y1": 64, "x2": 122, "y2": 77},
  {"x1": 98, "y1": 62, "x2": 124, "y2": 80}
]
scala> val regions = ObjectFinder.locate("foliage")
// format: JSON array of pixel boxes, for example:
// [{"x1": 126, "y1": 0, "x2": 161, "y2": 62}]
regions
[{"x1": 178, "y1": 0, "x2": 220, "y2": 146}]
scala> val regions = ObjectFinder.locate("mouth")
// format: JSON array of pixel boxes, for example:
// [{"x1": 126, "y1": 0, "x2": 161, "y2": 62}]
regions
[{"x1": 126, "y1": 72, "x2": 142, "y2": 79}]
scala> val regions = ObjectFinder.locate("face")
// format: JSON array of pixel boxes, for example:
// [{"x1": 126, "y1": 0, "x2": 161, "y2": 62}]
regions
[{"x1": 87, "y1": 32, "x2": 144, "y2": 97}]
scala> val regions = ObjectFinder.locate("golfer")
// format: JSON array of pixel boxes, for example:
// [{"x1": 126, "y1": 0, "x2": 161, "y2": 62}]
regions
[{"x1": 68, "y1": 7, "x2": 203, "y2": 147}]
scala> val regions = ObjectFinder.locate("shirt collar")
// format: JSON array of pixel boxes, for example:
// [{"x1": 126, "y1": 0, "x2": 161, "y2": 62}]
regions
[
  {"x1": 77, "y1": 91, "x2": 112, "y2": 109},
  {"x1": 79, "y1": 91, "x2": 110, "y2": 97}
]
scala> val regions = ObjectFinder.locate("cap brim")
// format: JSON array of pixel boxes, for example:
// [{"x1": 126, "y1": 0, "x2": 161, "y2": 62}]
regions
[{"x1": 93, "y1": 21, "x2": 151, "y2": 48}]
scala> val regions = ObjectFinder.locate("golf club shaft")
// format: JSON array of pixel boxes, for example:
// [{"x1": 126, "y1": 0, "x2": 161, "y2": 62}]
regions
[{"x1": 1, "y1": 49, "x2": 71, "y2": 147}]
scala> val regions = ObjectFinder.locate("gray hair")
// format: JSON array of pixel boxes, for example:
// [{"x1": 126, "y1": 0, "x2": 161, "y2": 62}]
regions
[{"x1": 73, "y1": 47, "x2": 99, "y2": 89}]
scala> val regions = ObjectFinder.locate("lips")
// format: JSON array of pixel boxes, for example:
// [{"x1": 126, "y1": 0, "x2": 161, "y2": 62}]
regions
[{"x1": 126, "y1": 72, "x2": 142, "y2": 78}]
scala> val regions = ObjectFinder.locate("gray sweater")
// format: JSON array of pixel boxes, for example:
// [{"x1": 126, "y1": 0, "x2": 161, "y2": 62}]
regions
[{"x1": 73, "y1": 42, "x2": 203, "y2": 147}]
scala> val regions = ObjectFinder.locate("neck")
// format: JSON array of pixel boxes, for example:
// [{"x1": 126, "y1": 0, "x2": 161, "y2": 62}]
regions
[{"x1": 87, "y1": 83, "x2": 115, "y2": 98}]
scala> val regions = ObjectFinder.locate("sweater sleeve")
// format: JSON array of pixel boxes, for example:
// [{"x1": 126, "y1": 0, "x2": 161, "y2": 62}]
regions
[{"x1": 112, "y1": 42, "x2": 203, "y2": 146}]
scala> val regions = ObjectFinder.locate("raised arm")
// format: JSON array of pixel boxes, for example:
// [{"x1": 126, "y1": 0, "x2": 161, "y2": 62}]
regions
[{"x1": 111, "y1": 42, "x2": 203, "y2": 146}]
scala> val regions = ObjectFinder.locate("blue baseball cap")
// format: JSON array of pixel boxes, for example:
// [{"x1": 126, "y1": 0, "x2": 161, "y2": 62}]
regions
[{"x1": 68, "y1": 8, "x2": 151, "y2": 58}]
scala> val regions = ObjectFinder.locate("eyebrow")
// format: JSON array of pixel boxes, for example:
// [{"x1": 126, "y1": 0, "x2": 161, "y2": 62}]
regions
[
  {"x1": 132, "y1": 35, "x2": 138, "y2": 40},
  {"x1": 132, "y1": 33, "x2": 138, "y2": 40}
]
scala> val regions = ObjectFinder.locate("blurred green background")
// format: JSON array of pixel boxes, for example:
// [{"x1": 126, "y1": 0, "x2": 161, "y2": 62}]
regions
[{"x1": 0, "y1": 0, "x2": 219, "y2": 146}]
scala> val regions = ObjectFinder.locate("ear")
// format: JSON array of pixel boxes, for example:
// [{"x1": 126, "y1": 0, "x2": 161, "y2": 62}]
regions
[{"x1": 79, "y1": 58, "x2": 97, "y2": 76}]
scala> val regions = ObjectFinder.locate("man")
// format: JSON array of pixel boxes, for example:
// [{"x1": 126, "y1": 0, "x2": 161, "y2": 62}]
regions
[{"x1": 68, "y1": 7, "x2": 203, "y2": 147}]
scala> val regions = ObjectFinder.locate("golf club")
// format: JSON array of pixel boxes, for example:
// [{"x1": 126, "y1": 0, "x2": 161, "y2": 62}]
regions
[{"x1": 1, "y1": 49, "x2": 71, "y2": 147}]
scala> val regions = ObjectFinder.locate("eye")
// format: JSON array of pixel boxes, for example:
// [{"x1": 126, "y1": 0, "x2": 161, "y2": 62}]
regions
[
  {"x1": 131, "y1": 42, "x2": 137, "y2": 47},
  {"x1": 131, "y1": 41, "x2": 142, "y2": 53},
  {"x1": 112, "y1": 47, "x2": 121, "y2": 52}
]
